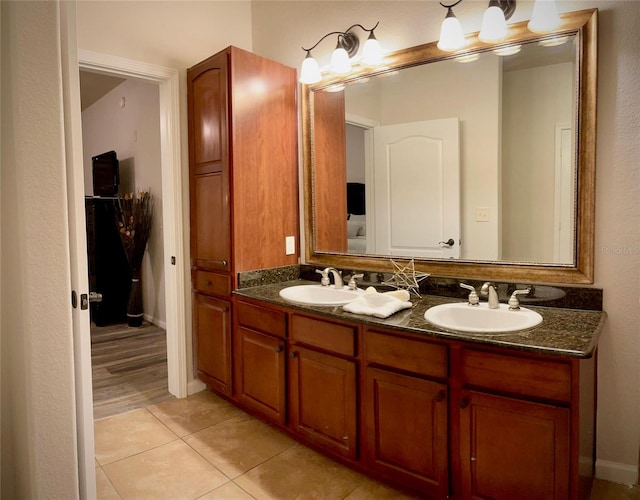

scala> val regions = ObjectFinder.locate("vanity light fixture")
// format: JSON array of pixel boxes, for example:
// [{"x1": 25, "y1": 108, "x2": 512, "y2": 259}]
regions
[
  {"x1": 436, "y1": 0, "x2": 564, "y2": 53},
  {"x1": 528, "y1": 0, "x2": 562, "y2": 33},
  {"x1": 299, "y1": 22, "x2": 384, "y2": 84},
  {"x1": 299, "y1": 53, "x2": 322, "y2": 85},
  {"x1": 479, "y1": 0, "x2": 516, "y2": 43},
  {"x1": 330, "y1": 39, "x2": 352, "y2": 75},
  {"x1": 437, "y1": 0, "x2": 467, "y2": 52}
]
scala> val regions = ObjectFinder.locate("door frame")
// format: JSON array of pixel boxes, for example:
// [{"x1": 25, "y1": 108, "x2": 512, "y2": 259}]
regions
[
  {"x1": 345, "y1": 113, "x2": 378, "y2": 252},
  {"x1": 78, "y1": 49, "x2": 189, "y2": 398}
]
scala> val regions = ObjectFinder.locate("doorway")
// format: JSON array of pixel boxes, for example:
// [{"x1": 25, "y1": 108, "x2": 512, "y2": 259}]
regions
[
  {"x1": 77, "y1": 50, "x2": 189, "y2": 403},
  {"x1": 81, "y1": 72, "x2": 174, "y2": 417}
]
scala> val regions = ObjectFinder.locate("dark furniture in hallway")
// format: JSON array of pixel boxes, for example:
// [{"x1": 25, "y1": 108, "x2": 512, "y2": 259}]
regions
[{"x1": 85, "y1": 197, "x2": 131, "y2": 326}]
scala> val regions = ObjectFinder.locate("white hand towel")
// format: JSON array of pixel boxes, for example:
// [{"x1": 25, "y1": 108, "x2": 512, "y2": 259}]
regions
[{"x1": 343, "y1": 292, "x2": 412, "y2": 319}]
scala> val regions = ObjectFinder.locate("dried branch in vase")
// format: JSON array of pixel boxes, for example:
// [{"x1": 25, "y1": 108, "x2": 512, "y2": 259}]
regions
[{"x1": 115, "y1": 190, "x2": 153, "y2": 273}]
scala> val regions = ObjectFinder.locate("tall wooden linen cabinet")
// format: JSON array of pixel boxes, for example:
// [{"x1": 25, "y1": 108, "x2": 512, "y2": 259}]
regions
[{"x1": 187, "y1": 46, "x2": 299, "y2": 394}]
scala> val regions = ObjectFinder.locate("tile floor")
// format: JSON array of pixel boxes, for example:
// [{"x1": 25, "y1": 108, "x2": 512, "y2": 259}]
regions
[{"x1": 95, "y1": 390, "x2": 640, "y2": 500}]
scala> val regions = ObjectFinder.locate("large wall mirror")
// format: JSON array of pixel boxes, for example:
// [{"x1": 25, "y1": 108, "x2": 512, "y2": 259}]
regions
[{"x1": 302, "y1": 9, "x2": 597, "y2": 284}]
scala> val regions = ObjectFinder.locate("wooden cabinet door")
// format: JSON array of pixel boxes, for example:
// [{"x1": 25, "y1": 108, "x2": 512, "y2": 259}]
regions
[
  {"x1": 459, "y1": 390, "x2": 570, "y2": 500},
  {"x1": 364, "y1": 367, "x2": 449, "y2": 498},
  {"x1": 188, "y1": 53, "x2": 231, "y2": 273},
  {"x1": 188, "y1": 55, "x2": 228, "y2": 176},
  {"x1": 194, "y1": 293, "x2": 232, "y2": 395},
  {"x1": 191, "y1": 173, "x2": 230, "y2": 272},
  {"x1": 234, "y1": 326, "x2": 286, "y2": 425},
  {"x1": 289, "y1": 345, "x2": 357, "y2": 460}
]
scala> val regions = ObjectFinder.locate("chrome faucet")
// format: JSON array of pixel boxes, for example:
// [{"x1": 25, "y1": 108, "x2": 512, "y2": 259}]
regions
[
  {"x1": 460, "y1": 283, "x2": 479, "y2": 306},
  {"x1": 323, "y1": 267, "x2": 343, "y2": 288},
  {"x1": 481, "y1": 282, "x2": 500, "y2": 309},
  {"x1": 508, "y1": 288, "x2": 531, "y2": 310}
]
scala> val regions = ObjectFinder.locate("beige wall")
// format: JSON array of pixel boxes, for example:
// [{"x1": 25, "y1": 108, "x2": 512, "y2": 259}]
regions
[
  {"x1": 502, "y1": 61, "x2": 575, "y2": 262},
  {"x1": 586, "y1": 0, "x2": 640, "y2": 483},
  {"x1": 76, "y1": 1, "x2": 253, "y2": 69},
  {"x1": 1, "y1": 2, "x2": 79, "y2": 497},
  {"x1": 82, "y1": 79, "x2": 166, "y2": 326}
]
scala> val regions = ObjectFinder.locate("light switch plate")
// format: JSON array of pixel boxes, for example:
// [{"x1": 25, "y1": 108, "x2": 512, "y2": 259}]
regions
[
  {"x1": 286, "y1": 236, "x2": 295, "y2": 255},
  {"x1": 476, "y1": 207, "x2": 490, "y2": 222}
]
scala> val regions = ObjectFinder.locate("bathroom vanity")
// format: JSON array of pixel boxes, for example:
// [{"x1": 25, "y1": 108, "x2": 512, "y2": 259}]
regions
[
  {"x1": 187, "y1": 9, "x2": 603, "y2": 500},
  {"x1": 229, "y1": 279, "x2": 603, "y2": 500}
]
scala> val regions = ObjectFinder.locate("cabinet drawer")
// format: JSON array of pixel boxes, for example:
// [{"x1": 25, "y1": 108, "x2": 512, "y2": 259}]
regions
[
  {"x1": 365, "y1": 329, "x2": 448, "y2": 379},
  {"x1": 236, "y1": 300, "x2": 287, "y2": 339},
  {"x1": 193, "y1": 270, "x2": 231, "y2": 297},
  {"x1": 461, "y1": 349, "x2": 572, "y2": 403},
  {"x1": 290, "y1": 314, "x2": 356, "y2": 357}
]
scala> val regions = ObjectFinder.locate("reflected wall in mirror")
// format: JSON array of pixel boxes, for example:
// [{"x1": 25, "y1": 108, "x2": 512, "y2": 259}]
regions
[{"x1": 303, "y1": 9, "x2": 597, "y2": 284}]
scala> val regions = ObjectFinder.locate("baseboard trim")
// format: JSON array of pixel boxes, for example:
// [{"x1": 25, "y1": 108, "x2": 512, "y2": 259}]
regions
[
  {"x1": 595, "y1": 459, "x2": 639, "y2": 485},
  {"x1": 143, "y1": 313, "x2": 166, "y2": 330},
  {"x1": 187, "y1": 378, "x2": 206, "y2": 396}
]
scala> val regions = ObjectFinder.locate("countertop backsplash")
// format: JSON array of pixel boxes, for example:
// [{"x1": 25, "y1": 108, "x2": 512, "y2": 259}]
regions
[{"x1": 237, "y1": 264, "x2": 602, "y2": 312}]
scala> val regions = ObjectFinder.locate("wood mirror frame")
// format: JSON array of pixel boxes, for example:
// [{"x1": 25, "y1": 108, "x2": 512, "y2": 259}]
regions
[{"x1": 302, "y1": 9, "x2": 597, "y2": 284}]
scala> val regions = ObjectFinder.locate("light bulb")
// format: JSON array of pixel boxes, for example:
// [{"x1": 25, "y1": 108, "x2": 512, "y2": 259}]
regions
[
  {"x1": 361, "y1": 33, "x2": 384, "y2": 67},
  {"x1": 330, "y1": 45, "x2": 351, "y2": 75},
  {"x1": 528, "y1": 0, "x2": 562, "y2": 34},
  {"x1": 299, "y1": 53, "x2": 322, "y2": 84},
  {"x1": 437, "y1": 8, "x2": 467, "y2": 52},
  {"x1": 479, "y1": 5, "x2": 509, "y2": 43}
]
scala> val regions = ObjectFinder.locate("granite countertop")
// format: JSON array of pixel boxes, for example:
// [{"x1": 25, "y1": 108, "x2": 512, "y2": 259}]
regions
[{"x1": 234, "y1": 279, "x2": 606, "y2": 359}]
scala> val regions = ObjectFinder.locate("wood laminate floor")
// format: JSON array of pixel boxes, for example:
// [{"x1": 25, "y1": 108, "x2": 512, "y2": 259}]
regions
[{"x1": 91, "y1": 321, "x2": 174, "y2": 420}]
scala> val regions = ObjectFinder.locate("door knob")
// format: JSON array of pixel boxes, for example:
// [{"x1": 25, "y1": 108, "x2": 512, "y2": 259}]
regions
[{"x1": 439, "y1": 238, "x2": 455, "y2": 247}]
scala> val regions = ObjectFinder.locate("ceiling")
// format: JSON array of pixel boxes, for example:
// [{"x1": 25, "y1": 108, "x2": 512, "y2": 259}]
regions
[{"x1": 79, "y1": 71, "x2": 126, "y2": 111}]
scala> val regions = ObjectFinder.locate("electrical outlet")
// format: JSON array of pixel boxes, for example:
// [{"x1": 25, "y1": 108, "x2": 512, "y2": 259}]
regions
[
  {"x1": 476, "y1": 207, "x2": 490, "y2": 222},
  {"x1": 285, "y1": 236, "x2": 295, "y2": 255}
]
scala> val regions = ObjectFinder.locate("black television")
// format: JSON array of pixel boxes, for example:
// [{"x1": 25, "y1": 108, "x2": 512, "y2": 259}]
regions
[{"x1": 92, "y1": 150, "x2": 119, "y2": 196}]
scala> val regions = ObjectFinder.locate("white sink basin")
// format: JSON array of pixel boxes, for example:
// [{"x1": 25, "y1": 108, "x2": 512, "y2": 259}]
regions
[
  {"x1": 424, "y1": 302, "x2": 543, "y2": 334},
  {"x1": 279, "y1": 284, "x2": 365, "y2": 306}
]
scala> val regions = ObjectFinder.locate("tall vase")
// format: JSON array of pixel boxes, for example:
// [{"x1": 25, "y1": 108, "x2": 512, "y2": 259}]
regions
[{"x1": 127, "y1": 269, "x2": 144, "y2": 327}]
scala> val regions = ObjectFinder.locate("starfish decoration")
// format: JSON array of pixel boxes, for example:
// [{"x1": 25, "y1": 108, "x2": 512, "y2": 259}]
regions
[{"x1": 382, "y1": 258, "x2": 430, "y2": 297}]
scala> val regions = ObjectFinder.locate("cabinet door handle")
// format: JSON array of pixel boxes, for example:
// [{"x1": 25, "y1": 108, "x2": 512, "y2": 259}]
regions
[
  {"x1": 434, "y1": 390, "x2": 446, "y2": 403},
  {"x1": 289, "y1": 351, "x2": 297, "y2": 359},
  {"x1": 459, "y1": 397, "x2": 470, "y2": 409},
  {"x1": 275, "y1": 345, "x2": 283, "y2": 353}
]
